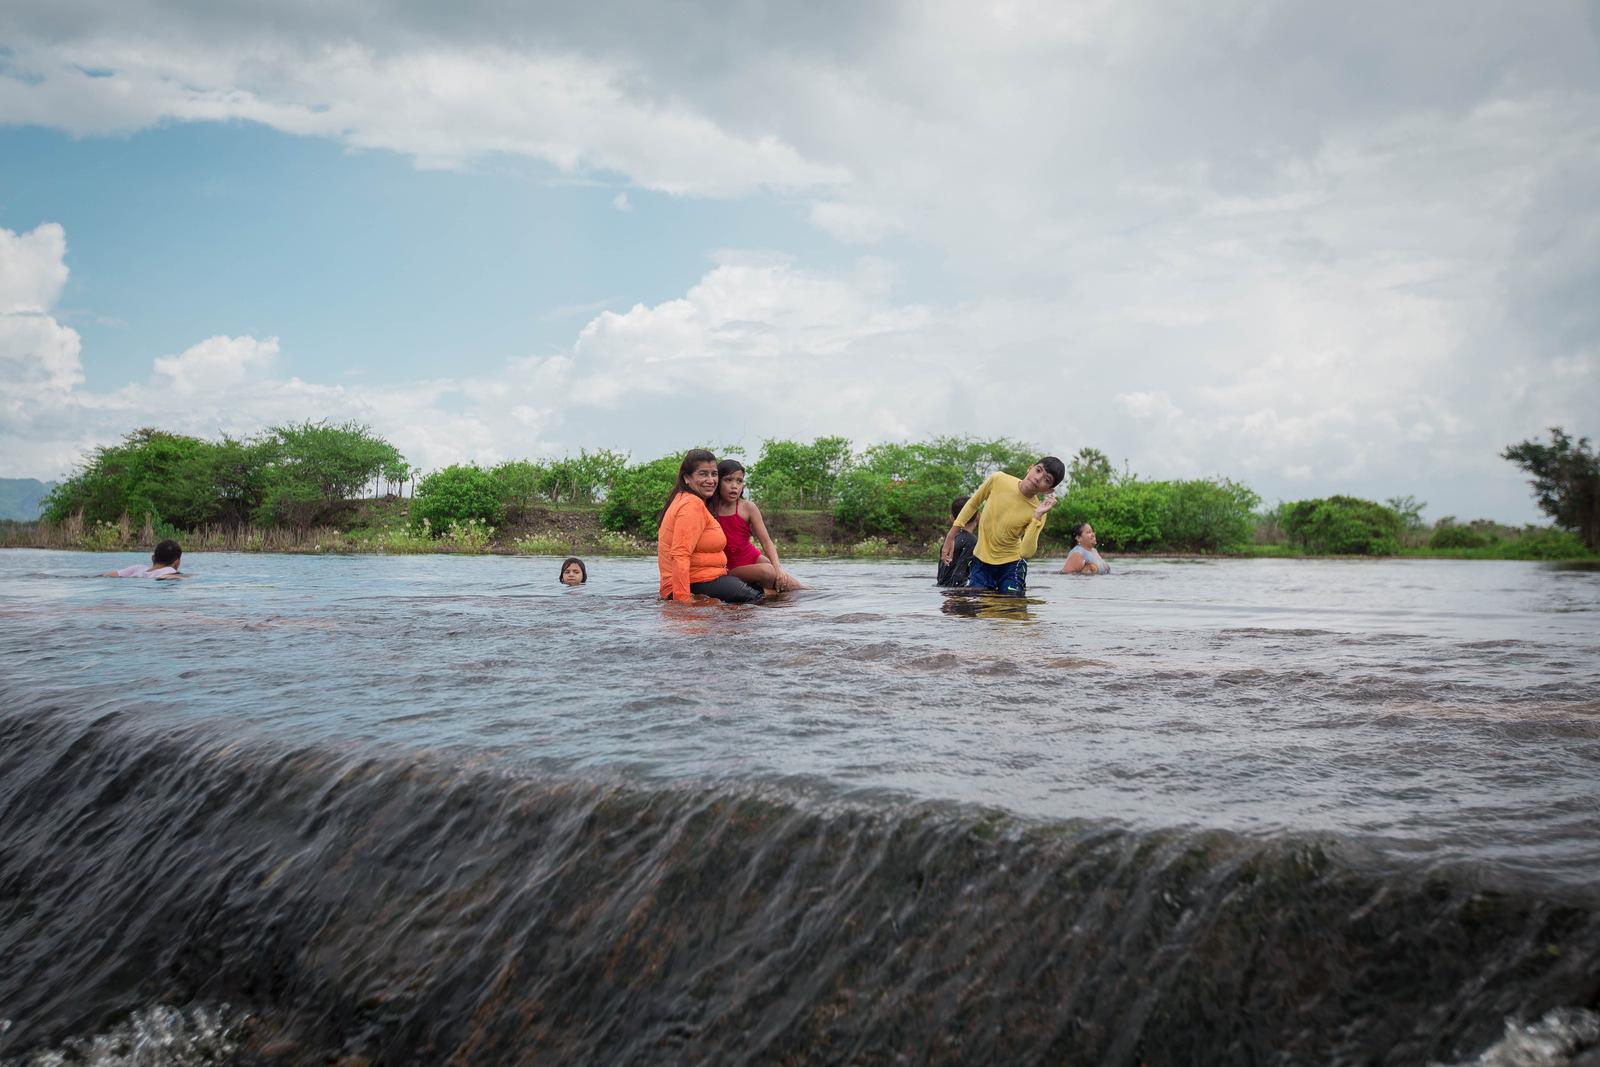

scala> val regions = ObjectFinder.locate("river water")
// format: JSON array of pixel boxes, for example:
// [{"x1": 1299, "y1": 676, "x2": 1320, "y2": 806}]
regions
[{"x1": 1, "y1": 549, "x2": 1597, "y2": 1064}]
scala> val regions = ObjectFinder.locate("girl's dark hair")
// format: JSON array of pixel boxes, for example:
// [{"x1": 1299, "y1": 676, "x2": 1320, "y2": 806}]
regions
[
  {"x1": 152, "y1": 539, "x2": 182, "y2": 565},
  {"x1": 657, "y1": 449, "x2": 718, "y2": 524},
  {"x1": 1069, "y1": 522, "x2": 1090, "y2": 545},
  {"x1": 560, "y1": 557, "x2": 587, "y2": 583}
]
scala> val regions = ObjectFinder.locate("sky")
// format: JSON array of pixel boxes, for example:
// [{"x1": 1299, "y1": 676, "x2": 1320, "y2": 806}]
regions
[{"x1": 1, "y1": 1, "x2": 1598, "y2": 523}]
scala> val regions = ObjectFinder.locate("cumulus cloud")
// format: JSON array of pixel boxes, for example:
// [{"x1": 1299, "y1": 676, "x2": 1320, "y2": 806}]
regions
[
  {"x1": 1, "y1": 2, "x2": 1596, "y2": 520},
  {"x1": 0, "y1": 223, "x2": 70, "y2": 314}
]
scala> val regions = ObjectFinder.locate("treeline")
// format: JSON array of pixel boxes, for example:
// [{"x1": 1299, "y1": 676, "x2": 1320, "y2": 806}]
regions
[
  {"x1": 419, "y1": 439, "x2": 1268, "y2": 551},
  {"x1": 30, "y1": 423, "x2": 1600, "y2": 557},
  {"x1": 44, "y1": 425, "x2": 409, "y2": 533}
]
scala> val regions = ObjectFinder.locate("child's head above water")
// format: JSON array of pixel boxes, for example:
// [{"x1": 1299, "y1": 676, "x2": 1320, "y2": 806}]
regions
[
  {"x1": 152, "y1": 539, "x2": 182, "y2": 568},
  {"x1": 559, "y1": 557, "x2": 587, "y2": 585}
]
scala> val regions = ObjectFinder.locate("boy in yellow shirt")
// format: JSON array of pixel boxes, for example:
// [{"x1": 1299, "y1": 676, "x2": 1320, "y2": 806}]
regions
[{"x1": 940, "y1": 457, "x2": 1064, "y2": 595}]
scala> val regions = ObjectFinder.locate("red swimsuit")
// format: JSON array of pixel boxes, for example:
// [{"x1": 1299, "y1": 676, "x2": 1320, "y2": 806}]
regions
[{"x1": 714, "y1": 506, "x2": 763, "y2": 568}]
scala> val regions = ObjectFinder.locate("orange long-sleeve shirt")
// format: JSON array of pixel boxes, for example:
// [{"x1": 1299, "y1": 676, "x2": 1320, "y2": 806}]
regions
[{"x1": 657, "y1": 492, "x2": 728, "y2": 600}]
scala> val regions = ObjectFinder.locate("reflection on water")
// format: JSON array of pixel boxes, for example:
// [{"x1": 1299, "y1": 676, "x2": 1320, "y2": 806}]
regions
[{"x1": 938, "y1": 587, "x2": 1042, "y2": 621}]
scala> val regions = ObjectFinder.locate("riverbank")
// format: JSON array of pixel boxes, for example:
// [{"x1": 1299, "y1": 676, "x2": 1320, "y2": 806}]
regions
[{"x1": 4, "y1": 500, "x2": 1594, "y2": 561}]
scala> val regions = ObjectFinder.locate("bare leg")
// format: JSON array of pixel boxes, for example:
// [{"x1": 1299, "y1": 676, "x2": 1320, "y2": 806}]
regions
[{"x1": 729, "y1": 561, "x2": 781, "y2": 590}]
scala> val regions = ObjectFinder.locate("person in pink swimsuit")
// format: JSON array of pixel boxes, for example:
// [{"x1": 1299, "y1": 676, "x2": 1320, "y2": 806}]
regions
[{"x1": 711, "y1": 460, "x2": 804, "y2": 592}]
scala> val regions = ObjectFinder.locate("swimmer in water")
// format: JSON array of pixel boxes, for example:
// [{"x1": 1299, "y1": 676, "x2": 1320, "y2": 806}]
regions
[
  {"x1": 936, "y1": 495, "x2": 978, "y2": 587},
  {"x1": 101, "y1": 539, "x2": 186, "y2": 580},
  {"x1": 941, "y1": 458, "x2": 1064, "y2": 596},
  {"x1": 559, "y1": 557, "x2": 587, "y2": 585},
  {"x1": 710, "y1": 460, "x2": 803, "y2": 592},
  {"x1": 1060, "y1": 522, "x2": 1109, "y2": 575}
]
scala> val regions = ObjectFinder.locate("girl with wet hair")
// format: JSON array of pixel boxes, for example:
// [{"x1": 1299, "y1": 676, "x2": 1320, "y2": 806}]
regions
[
  {"x1": 710, "y1": 459, "x2": 803, "y2": 592},
  {"x1": 655, "y1": 449, "x2": 763, "y2": 604},
  {"x1": 1060, "y1": 522, "x2": 1109, "y2": 574},
  {"x1": 559, "y1": 558, "x2": 587, "y2": 585}
]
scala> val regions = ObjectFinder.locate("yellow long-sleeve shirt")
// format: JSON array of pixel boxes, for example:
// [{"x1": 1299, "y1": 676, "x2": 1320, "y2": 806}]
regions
[{"x1": 953, "y1": 472, "x2": 1047, "y2": 565}]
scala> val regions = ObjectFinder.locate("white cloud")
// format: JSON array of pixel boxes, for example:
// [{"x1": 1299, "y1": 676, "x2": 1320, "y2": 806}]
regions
[
  {"x1": 611, "y1": 192, "x2": 632, "y2": 212},
  {"x1": 152, "y1": 335, "x2": 280, "y2": 395},
  {"x1": 1, "y1": 3, "x2": 1596, "y2": 522},
  {"x1": 0, "y1": 39, "x2": 849, "y2": 197},
  {"x1": 0, "y1": 223, "x2": 70, "y2": 314}
]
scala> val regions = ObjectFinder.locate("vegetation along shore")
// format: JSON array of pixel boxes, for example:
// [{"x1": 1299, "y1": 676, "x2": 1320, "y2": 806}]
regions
[{"x1": 4, "y1": 422, "x2": 1595, "y2": 561}]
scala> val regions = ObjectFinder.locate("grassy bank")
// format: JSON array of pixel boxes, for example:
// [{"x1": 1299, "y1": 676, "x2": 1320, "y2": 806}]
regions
[
  {"x1": 6, "y1": 500, "x2": 1594, "y2": 562},
  {"x1": 0, "y1": 501, "x2": 938, "y2": 560}
]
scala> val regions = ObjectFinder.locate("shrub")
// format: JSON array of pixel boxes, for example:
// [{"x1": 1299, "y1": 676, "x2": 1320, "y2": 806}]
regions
[
  {"x1": 412, "y1": 465, "x2": 502, "y2": 533},
  {"x1": 749, "y1": 437, "x2": 852, "y2": 508},
  {"x1": 1429, "y1": 524, "x2": 1488, "y2": 550},
  {"x1": 438, "y1": 518, "x2": 495, "y2": 552},
  {"x1": 511, "y1": 532, "x2": 572, "y2": 555},
  {"x1": 1500, "y1": 527, "x2": 1590, "y2": 559},
  {"x1": 600, "y1": 455, "x2": 682, "y2": 536},
  {"x1": 1057, "y1": 478, "x2": 1171, "y2": 551},
  {"x1": 594, "y1": 529, "x2": 652, "y2": 555},
  {"x1": 833, "y1": 465, "x2": 964, "y2": 537},
  {"x1": 846, "y1": 536, "x2": 896, "y2": 558},
  {"x1": 1279, "y1": 496, "x2": 1402, "y2": 555},
  {"x1": 1162, "y1": 478, "x2": 1261, "y2": 551},
  {"x1": 491, "y1": 460, "x2": 547, "y2": 514}
]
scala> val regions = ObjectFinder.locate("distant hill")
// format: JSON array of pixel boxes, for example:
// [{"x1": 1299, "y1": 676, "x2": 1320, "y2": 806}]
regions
[{"x1": 0, "y1": 479, "x2": 55, "y2": 521}]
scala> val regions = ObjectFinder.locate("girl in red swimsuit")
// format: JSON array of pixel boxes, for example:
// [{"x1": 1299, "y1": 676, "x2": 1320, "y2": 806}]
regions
[{"x1": 711, "y1": 460, "x2": 804, "y2": 592}]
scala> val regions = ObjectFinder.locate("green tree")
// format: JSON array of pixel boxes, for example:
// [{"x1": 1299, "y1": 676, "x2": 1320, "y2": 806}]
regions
[
  {"x1": 1502, "y1": 427, "x2": 1600, "y2": 551},
  {"x1": 1067, "y1": 447, "x2": 1114, "y2": 491},
  {"x1": 44, "y1": 428, "x2": 221, "y2": 529},
  {"x1": 209, "y1": 435, "x2": 274, "y2": 527},
  {"x1": 1057, "y1": 478, "x2": 1171, "y2": 551},
  {"x1": 412, "y1": 465, "x2": 502, "y2": 533},
  {"x1": 748, "y1": 437, "x2": 852, "y2": 508},
  {"x1": 257, "y1": 422, "x2": 402, "y2": 529},
  {"x1": 600, "y1": 455, "x2": 682, "y2": 535},
  {"x1": 491, "y1": 460, "x2": 547, "y2": 514},
  {"x1": 1279, "y1": 496, "x2": 1402, "y2": 555},
  {"x1": 1163, "y1": 478, "x2": 1261, "y2": 551}
]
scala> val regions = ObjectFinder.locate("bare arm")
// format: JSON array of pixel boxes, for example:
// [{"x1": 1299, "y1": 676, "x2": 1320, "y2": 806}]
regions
[
  {"x1": 744, "y1": 501, "x2": 782, "y2": 568},
  {"x1": 945, "y1": 475, "x2": 994, "y2": 563},
  {"x1": 1060, "y1": 549, "x2": 1086, "y2": 574},
  {"x1": 1018, "y1": 495, "x2": 1055, "y2": 558}
]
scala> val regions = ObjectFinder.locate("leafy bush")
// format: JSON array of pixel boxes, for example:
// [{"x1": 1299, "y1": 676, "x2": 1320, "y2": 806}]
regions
[
  {"x1": 437, "y1": 518, "x2": 495, "y2": 552},
  {"x1": 1499, "y1": 527, "x2": 1589, "y2": 559},
  {"x1": 46, "y1": 428, "x2": 221, "y2": 528},
  {"x1": 1279, "y1": 496, "x2": 1402, "y2": 555},
  {"x1": 599, "y1": 455, "x2": 682, "y2": 536},
  {"x1": 1429, "y1": 524, "x2": 1488, "y2": 550},
  {"x1": 491, "y1": 460, "x2": 546, "y2": 514},
  {"x1": 1163, "y1": 478, "x2": 1261, "y2": 551},
  {"x1": 846, "y1": 536, "x2": 896, "y2": 558},
  {"x1": 412, "y1": 465, "x2": 502, "y2": 533},
  {"x1": 749, "y1": 437, "x2": 852, "y2": 508},
  {"x1": 1057, "y1": 478, "x2": 1171, "y2": 551},
  {"x1": 595, "y1": 529, "x2": 652, "y2": 555},
  {"x1": 833, "y1": 464, "x2": 964, "y2": 537},
  {"x1": 45, "y1": 423, "x2": 402, "y2": 532},
  {"x1": 511, "y1": 531, "x2": 572, "y2": 555}
]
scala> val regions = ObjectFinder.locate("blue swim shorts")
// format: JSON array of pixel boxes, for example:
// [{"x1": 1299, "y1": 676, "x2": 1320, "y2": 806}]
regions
[{"x1": 966, "y1": 557, "x2": 1027, "y2": 595}]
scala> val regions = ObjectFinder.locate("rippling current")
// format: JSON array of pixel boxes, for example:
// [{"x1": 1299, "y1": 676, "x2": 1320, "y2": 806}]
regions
[{"x1": 1, "y1": 550, "x2": 1597, "y2": 1064}]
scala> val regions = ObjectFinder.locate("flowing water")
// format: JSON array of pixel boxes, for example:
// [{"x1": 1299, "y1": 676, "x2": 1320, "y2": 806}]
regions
[{"x1": 1, "y1": 549, "x2": 1597, "y2": 1064}]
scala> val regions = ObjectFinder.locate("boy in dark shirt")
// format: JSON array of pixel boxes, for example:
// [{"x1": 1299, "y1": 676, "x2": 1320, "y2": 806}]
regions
[{"x1": 936, "y1": 496, "x2": 978, "y2": 586}]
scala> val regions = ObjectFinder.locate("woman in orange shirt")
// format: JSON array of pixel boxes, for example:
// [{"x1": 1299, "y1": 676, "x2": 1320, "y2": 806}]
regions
[{"x1": 656, "y1": 449, "x2": 764, "y2": 604}]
